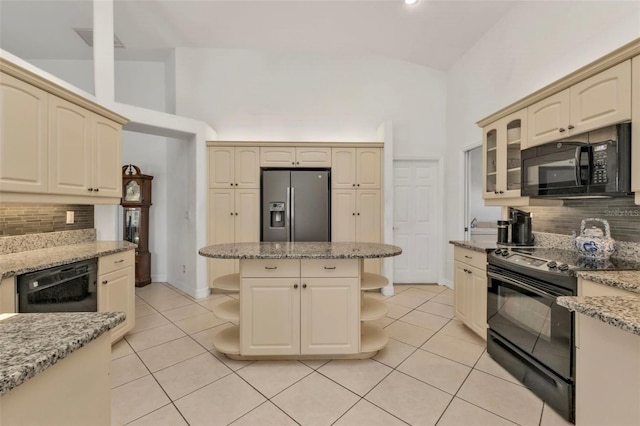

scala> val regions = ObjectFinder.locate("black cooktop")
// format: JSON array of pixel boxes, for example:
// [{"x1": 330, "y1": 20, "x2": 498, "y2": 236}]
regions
[{"x1": 508, "y1": 247, "x2": 640, "y2": 271}]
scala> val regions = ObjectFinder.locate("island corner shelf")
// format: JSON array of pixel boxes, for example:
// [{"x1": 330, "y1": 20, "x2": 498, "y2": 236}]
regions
[{"x1": 199, "y1": 241, "x2": 401, "y2": 360}]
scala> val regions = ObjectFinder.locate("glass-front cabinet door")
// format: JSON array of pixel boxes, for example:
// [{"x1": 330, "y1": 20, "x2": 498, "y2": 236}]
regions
[{"x1": 483, "y1": 127, "x2": 499, "y2": 198}]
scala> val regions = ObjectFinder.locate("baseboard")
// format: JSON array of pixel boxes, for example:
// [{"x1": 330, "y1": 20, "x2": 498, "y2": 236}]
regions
[{"x1": 439, "y1": 278, "x2": 453, "y2": 289}]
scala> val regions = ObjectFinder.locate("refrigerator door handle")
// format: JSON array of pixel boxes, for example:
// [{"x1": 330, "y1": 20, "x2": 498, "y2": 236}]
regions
[
  {"x1": 291, "y1": 187, "x2": 295, "y2": 242},
  {"x1": 286, "y1": 186, "x2": 291, "y2": 241}
]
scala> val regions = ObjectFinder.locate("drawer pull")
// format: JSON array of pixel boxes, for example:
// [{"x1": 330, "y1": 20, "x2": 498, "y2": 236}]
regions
[
  {"x1": 464, "y1": 255, "x2": 472, "y2": 259},
  {"x1": 114, "y1": 259, "x2": 125, "y2": 263},
  {"x1": 324, "y1": 266, "x2": 336, "y2": 270},
  {"x1": 265, "y1": 266, "x2": 278, "y2": 270},
  {"x1": 102, "y1": 280, "x2": 108, "y2": 285}
]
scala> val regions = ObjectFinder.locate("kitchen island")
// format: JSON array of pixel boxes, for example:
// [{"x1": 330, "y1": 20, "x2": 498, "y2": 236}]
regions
[{"x1": 199, "y1": 242, "x2": 401, "y2": 360}]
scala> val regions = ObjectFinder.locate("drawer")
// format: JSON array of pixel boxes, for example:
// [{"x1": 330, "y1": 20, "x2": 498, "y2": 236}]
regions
[
  {"x1": 98, "y1": 250, "x2": 134, "y2": 275},
  {"x1": 241, "y1": 259, "x2": 300, "y2": 278},
  {"x1": 454, "y1": 247, "x2": 487, "y2": 270},
  {"x1": 579, "y1": 278, "x2": 639, "y2": 297},
  {"x1": 301, "y1": 259, "x2": 359, "y2": 277}
]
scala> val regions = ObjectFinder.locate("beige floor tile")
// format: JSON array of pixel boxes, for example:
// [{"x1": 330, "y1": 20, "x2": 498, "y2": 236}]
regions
[
  {"x1": 236, "y1": 360, "x2": 313, "y2": 398},
  {"x1": 111, "y1": 375, "x2": 171, "y2": 426},
  {"x1": 271, "y1": 372, "x2": 360, "y2": 426},
  {"x1": 365, "y1": 371, "x2": 452, "y2": 426},
  {"x1": 457, "y1": 370, "x2": 543, "y2": 426},
  {"x1": 174, "y1": 373, "x2": 266, "y2": 426},
  {"x1": 431, "y1": 290, "x2": 454, "y2": 306},
  {"x1": 137, "y1": 336, "x2": 206, "y2": 372},
  {"x1": 299, "y1": 359, "x2": 330, "y2": 369},
  {"x1": 136, "y1": 283, "x2": 181, "y2": 301},
  {"x1": 209, "y1": 347, "x2": 256, "y2": 371},
  {"x1": 318, "y1": 359, "x2": 392, "y2": 396},
  {"x1": 399, "y1": 310, "x2": 449, "y2": 332},
  {"x1": 334, "y1": 399, "x2": 407, "y2": 426},
  {"x1": 385, "y1": 302, "x2": 412, "y2": 319},
  {"x1": 540, "y1": 403, "x2": 573, "y2": 426},
  {"x1": 135, "y1": 295, "x2": 147, "y2": 306},
  {"x1": 421, "y1": 333, "x2": 485, "y2": 367},
  {"x1": 128, "y1": 312, "x2": 171, "y2": 334},
  {"x1": 438, "y1": 319, "x2": 486, "y2": 346},
  {"x1": 111, "y1": 338, "x2": 134, "y2": 360},
  {"x1": 386, "y1": 288, "x2": 436, "y2": 309},
  {"x1": 415, "y1": 300, "x2": 454, "y2": 318},
  {"x1": 473, "y1": 351, "x2": 520, "y2": 385},
  {"x1": 191, "y1": 323, "x2": 226, "y2": 351},
  {"x1": 197, "y1": 294, "x2": 236, "y2": 311},
  {"x1": 373, "y1": 338, "x2": 416, "y2": 368},
  {"x1": 127, "y1": 404, "x2": 188, "y2": 426},
  {"x1": 397, "y1": 349, "x2": 471, "y2": 394},
  {"x1": 135, "y1": 303, "x2": 158, "y2": 319},
  {"x1": 153, "y1": 352, "x2": 232, "y2": 400},
  {"x1": 111, "y1": 353, "x2": 149, "y2": 388},
  {"x1": 418, "y1": 284, "x2": 448, "y2": 293},
  {"x1": 145, "y1": 294, "x2": 195, "y2": 312},
  {"x1": 174, "y1": 312, "x2": 226, "y2": 335},
  {"x1": 437, "y1": 397, "x2": 517, "y2": 426},
  {"x1": 384, "y1": 320, "x2": 436, "y2": 347},
  {"x1": 125, "y1": 323, "x2": 186, "y2": 352},
  {"x1": 162, "y1": 303, "x2": 211, "y2": 322},
  {"x1": 230, "y1": 401, "x2": 297, "y2": 426},
  {"x1": 392, "y1": 284, "x2": 413, "y2": 293}
]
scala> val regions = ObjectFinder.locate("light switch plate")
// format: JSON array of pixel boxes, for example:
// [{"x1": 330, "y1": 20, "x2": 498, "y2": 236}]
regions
[{"x1": 66, "y1": 211, "x2": 74, "y2": 224}]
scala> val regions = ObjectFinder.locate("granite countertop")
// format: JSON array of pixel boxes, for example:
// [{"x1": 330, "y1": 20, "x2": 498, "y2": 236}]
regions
[
  {"x1": 449, "y1": 240, "x2": 499, "y2": 252},
  {"x1": 199, "y1": 242, "x2": 402, "y2": 259},
  {"x1": 576, "y1": 270, "x2": 640, "y2": 294},
  {"x1": 0, "y1": 241, "x2": 136, "y2": 279},
  {"x1": 557, "y1": 295, "x2": 640, "y2": 336},
  {"x1": 0, "y1": 312, "x2": 125, "y2": 396}
]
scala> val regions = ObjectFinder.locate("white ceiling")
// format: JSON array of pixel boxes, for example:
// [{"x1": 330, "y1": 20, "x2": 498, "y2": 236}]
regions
[{"x1": 0, "y1": 0, "x2": 517, "y2": 70}]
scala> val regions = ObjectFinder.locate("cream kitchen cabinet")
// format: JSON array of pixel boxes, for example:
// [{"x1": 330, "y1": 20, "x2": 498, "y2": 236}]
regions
[
  {"x1": 98, "y1": 250, "x2": 135, "y2": 343},
  {"x1": 207, "y1": 188, "x2": 260, "y2": 285},
  {"x1": 331, "y1": 189, "x2": 382, "y2": 273},
  {"x1": 0, "y1": 72, "x2": 48, "y2": 194},
  {"x1": 260, "y1": 146, "x2": 331, "y2": 167},
  {"x1": 528, "y1": 60, "x2": 631, "y2": 148},
  {"x1": 453, "y1": 247, "x2": 487, "y2": 339},
  {"x1": 331, "y1": 147, "x2": 381, "y2": 189},
  {"x1": 632, "y1": 55, "x2": 640, "y2": 205},
  {"x1": 483, "y1": 109, "x2": 527, "y2": 200},
  {"x1": 0, "y1": 277, "x2": 16, "y2": 313},
  {"x1": 208, "y1": 146, "x2": 260, "y2": 189}
]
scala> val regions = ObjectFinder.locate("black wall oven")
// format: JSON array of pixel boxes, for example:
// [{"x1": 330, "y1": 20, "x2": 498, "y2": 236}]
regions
[
  {"x1": 17, "y1": 259, "x2": 98, "y2": 313},
  {"x1": 487, "y1": 250, "x2": 576, "y2": 423}
]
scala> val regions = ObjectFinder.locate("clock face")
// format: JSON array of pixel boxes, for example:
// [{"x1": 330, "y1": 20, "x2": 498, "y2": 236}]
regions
[{"x1": 124, "y1": 180, "x2": 141, "y2": 202}]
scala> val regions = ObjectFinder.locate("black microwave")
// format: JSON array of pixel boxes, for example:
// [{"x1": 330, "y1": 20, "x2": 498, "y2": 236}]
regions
[{"x1": 521, "y1": 123, "x2": 631, "y2": 198}]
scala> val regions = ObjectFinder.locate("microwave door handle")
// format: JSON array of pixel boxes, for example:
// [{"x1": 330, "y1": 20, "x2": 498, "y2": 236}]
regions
[{"x1": 574, "y1": 146, "x2": 590, "y2": 186}]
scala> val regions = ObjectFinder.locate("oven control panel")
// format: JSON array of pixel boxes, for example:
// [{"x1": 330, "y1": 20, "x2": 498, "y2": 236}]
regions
[{"x1": 491, "y1": 249, "x2": 571, "y2": 274}]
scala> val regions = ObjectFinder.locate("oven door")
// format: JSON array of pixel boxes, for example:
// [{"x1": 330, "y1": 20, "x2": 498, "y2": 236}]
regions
[
  {"x1": 487, "y1": 265, "x2": 574, "y2": 379},
  {"x1": 521, "y1": 142, "x2": 590, "y2": 197}
]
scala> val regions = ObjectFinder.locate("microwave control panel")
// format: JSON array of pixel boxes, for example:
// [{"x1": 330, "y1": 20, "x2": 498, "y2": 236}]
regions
[{"x1": 592, "y1": 143, "x2": 609, "y2": 184}]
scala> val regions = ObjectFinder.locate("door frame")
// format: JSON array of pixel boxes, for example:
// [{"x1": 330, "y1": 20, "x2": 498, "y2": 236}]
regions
[
  {"x1": 460, "y1": 142, "x2": 482, "y2": 242},
  {"x1": 392, "y1": 157, "x2": 443, "y2": 285}
]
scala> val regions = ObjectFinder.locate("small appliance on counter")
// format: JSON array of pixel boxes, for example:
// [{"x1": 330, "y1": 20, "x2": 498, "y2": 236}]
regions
[
  {"x1": 496, "y1": 209, "x2": 534, "y2": 245},
  {"x1": 574, "y1": 218, "x2": 616, "y2": 258}
]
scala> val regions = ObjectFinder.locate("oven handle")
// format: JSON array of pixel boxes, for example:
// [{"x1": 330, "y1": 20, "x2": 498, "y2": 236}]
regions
[{"x1": 487, "y1": 271, "x2": 557, "y2": 299}]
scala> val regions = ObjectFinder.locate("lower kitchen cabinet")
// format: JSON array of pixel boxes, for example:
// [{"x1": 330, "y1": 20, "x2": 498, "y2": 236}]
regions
[
  {"x1": 453, "y1": 247, "x2": 487, "y2": 339},
  {"x1": 98, "y1": 250, "x2": 135, "y2": 343},
  {"x1": 0, "y1": 277, "x2": 16, "y2": 313}
]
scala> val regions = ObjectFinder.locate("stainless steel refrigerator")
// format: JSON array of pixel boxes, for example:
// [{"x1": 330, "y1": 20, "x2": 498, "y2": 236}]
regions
[{"x1": 261, "y1": 169, "x2": 330, "y2": 242}]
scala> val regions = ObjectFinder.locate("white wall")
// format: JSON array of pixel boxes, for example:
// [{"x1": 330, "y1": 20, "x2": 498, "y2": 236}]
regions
[{"x1": 443, "y1": 1, "x2": 640, "y2": 285}]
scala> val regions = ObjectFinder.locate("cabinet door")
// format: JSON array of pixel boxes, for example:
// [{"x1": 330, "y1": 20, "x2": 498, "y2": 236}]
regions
[
  {"x1": 502, "y1": 111, "x2": 526, "y2": 198},
  {"x1": 482, "y1": 125, "x2": 499, "y2": 199},
  {"x1": 234, "y1": 147, "x2": 260, "y2": 188},
  {"x1": 48, "y1": 96, "x2": 93, "y2": 195},
  {"x1": 300, "y1": 277, "x2": 359, "y2": 355},
  {"x1": 469, "y1": 265, "x2": 487, "y2": 340},
  {"x1": 296, "y1": 147, "x2": 331, "y2": 167},
  {"x1": 527, "y1": 89, "x2": 571, "y2": 147},
  {"x1": 260, "y1": 147, "x2": 296, "y2": 167},
  {"x1": 0, "y1": 277, "x2": 16, "y2": 313},
  {"x1": 356, "y1": 190, "x2": 381, "y2": 243},
  {"x1": 331, "y1": 190, "x2": 357, "y2": 242},
  {"x1": 208, "y1": 147, "x2": 235, "y2": 188},
  {"x1": 0, "y1": 73, "x2": 48, "y2": 193},
  {"x1": 356, "y1": 148, "x2": 381, "y2": 189},
  {"x1": 208, "y1": 189, "x2": 236, "y2": 282},
  {"x1": 235, "y1": 189, "x2": 260, "y2": 243},
  {"x1": 98, "y1": 265, "x2": 135, "y2": 343},
  {"x1": 331, "y1": 148, "x2": 356, "y2": 189},
  {"x1": 453, "y1": 261, "x2": 469, "y2": 324},
  {"x1": 92, "y1": 116, "x2": 122, "y2": 198},
  {"x1": 570, "y1": 60, "x2": 631, "y2": 135},
  {"x1": 240, "y1": 278, "x2": 300, "y2": 355}
]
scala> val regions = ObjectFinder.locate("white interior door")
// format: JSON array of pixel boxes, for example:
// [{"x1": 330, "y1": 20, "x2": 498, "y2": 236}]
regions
[{"x1": 393, "y1": 160, "x2": 440, "y2": 283}]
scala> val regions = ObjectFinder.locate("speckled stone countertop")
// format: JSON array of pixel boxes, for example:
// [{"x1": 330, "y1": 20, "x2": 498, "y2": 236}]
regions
[
  {"x1": 0, "y1": 312, "x2": 125, "y2": 396},
  {"x1": 557, "y1": 296, "x2": 640, "y2": 336},
  {"x1": 199, "y1": 242, "x2": 402, "y2": 259},
  {"x1": 576, "y1": 270, "x2": 640, "y2": 294},
  {"x1": 0, "y1": 241, "x2": 136, "y2": 279},
  {"x1": 449, "y1": 240, "x2": 499, "y2": 252}
]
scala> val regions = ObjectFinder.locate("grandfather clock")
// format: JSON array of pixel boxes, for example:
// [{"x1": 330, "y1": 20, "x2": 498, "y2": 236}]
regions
[{"x1": 122, "y1": 164, "x2": 153, "y2": 287}]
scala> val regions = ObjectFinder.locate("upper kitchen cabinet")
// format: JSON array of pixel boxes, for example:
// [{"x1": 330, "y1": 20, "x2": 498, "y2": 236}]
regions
[
  {"x1": 331, "y1": 147, "x2": 381, "y2": 189},
  {"x1": 528, "y1": 60, "x2": 631, "y2": 147},
  {"x1": 632, "y1": 55, "x2": 640, "y2": 205},
  {"x1": 483, "y1": 109, "x2": 526, "y2": 200},
  {"x1": 208, "y1": 146, "x2": 260, "y2": 189},
  {"x1": 260, "y1": 146, "x2": 331, "y2": 167},
  {"x1": 0, "y1": 73, "x2": 48, "y2": 193}
]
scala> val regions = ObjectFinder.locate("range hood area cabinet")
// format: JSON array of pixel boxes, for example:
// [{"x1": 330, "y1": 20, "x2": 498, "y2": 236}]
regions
[{"x1": 0, "y1": 62, "x2": 127, "y2": 204}]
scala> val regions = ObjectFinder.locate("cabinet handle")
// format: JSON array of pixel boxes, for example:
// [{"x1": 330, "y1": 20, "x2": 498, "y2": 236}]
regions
[
  {"x1": 114, "y1": 259, "x2": 125, "y2": 264},
  {"x1": 559, "y1": 127, "x2": 566, "y2": 133},
  {"x1": 102, "y1": 280, "x2": 108, "y2": 285},
  {"x1": 468, "y1": 270, "x2": 472, "y2": 274},
  {"x1": 94, "y1": 188, "x2": 99, "y2": 192},
  {"x1": 88, "y1": 188, "x2": 93, "y2": 192},
  {"x1": 568, "y1": 124, "x2": 574, "y2": 130},
  {"x1": 294, "y1": 284, "x2": 298, "y2": 289},
  {"x1": 302, "y1": 283, "x2": 307, "y2": 289},
  {"x1": 235, "y1": 183, "x2": 238, "y2": 186},
  {"x1": 494, "y1": 191, "x2": 498, "y2": 194},
  {"x1": 324, "y1": 266, "x2": 336, "y2": 270},
  {"x1": 464, "y1": 255, "x2": 472, "y2": 259},
  {"x1": 296, "y1": 162, "x2": 300, "y2": 165},
  {"x1": 230, "y1": 212, "x2": 233, "y2": 216},
  {"x1": 235, "y1": 212, "x2": 238, "y2": 216},
  {"x1": 230, "y1": 183, "x2": 233, "y2": 186},
  {"x1": 292, "y1": 162, "x2": 295, "y2": 165},
  {"x1": 352, "y1": 213, "x2": 356, "y2": 216},
  {"x1": 357, "y1": 212, "x2": 360, "y2": 216},
  {"x1": 352, "y1": 184, "x2": 356, "y2": 187},
  {"x1": 357, "y1": 184, "x2": 360, "y2": 187},
  {"x1": 265, "y1": 266, "x2": 277, "y2": 270}
]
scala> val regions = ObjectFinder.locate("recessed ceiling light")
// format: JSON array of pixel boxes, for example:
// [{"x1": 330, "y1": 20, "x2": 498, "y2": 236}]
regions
[
  {"x1": 404, "y1": 0, "x2": 418, "y2": 5},
  {"x1": 74, "y1": 28, "x2": 125, "y2": 48}
]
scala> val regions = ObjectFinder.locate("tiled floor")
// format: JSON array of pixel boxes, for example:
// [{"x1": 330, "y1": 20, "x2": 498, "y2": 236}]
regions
[{"x1": 111, "y1": 283, "x2": 573, "y2": 426}]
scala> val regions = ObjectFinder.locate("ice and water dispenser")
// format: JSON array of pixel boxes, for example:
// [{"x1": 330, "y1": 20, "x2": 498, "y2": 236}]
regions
[{"x1": 269, "y1": 202, "x2": 286, "y2": 228}]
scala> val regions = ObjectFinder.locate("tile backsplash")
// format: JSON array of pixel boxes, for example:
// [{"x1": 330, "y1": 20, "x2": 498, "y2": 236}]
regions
[
  {"x1": 0, "y1": 203, "x2": 94, "y2": 236},
  {"x1": 520, "y1": 197, "x2": 640, "y2": 243}
]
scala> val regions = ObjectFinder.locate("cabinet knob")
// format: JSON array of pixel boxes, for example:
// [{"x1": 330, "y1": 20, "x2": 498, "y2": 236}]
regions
[
  {"x1": 494, "y1": 191, "x2": 498, "y2": 194},
  {"x1": 568, "y1": 124, "x2": 575, "y2": 130},
  {"x1": 230, "y1": 212, "x2": 234, "y2": 216},
  {"x1": 102, "y1": 280, "x2": 108, "y2": 285},
  {"x1": 464, "y1": 255, "x2": 472, "y2": 259},
  {"x1": 114, "y1": 259, "x2": 125, "y2": 263},
  {"x1": 499, "y1": 191, "x2": 504, "y2": 194},
  {"x1": 352, "y1": 213, "x2": 356, "y2": 216},
  {"x1": 559, "y1": 127, "x2": 566, "y2": 133},
  {"x1": 302, "y1": 283, "x2": 307, "y2": 289},
  {"x1": 235, "y1": 212, "x2": 238, "y2": 215},
  {"x1": 235, "y1": 183, "x2": 238, "y2": 186},
  {"x1": 357, "y1": 184, "x2": 360, "y2": 187},
  {"x1": 230, "y1": 183, "x2": 233, "y2": 186},
  {"x1": 357, "y1": 213, "x2": 360, "y2": 215},
  {"x1": 352, "y1": 184, "x2": 356, "y2": 187},
  {"x1": 293, "y1": 284, "x2": 298, "y2": 289},
  {"x1": 296, "y1": 162, "x2": 300, "y2": 165},
  {"x1": 292, "y1": 162, "x2": 295, "y2": 165}
]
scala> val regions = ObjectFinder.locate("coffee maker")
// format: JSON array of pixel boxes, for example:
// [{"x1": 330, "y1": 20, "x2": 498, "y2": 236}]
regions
[{"x1": 510, "y1": 208, "x2": 534, "y2": 245}]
